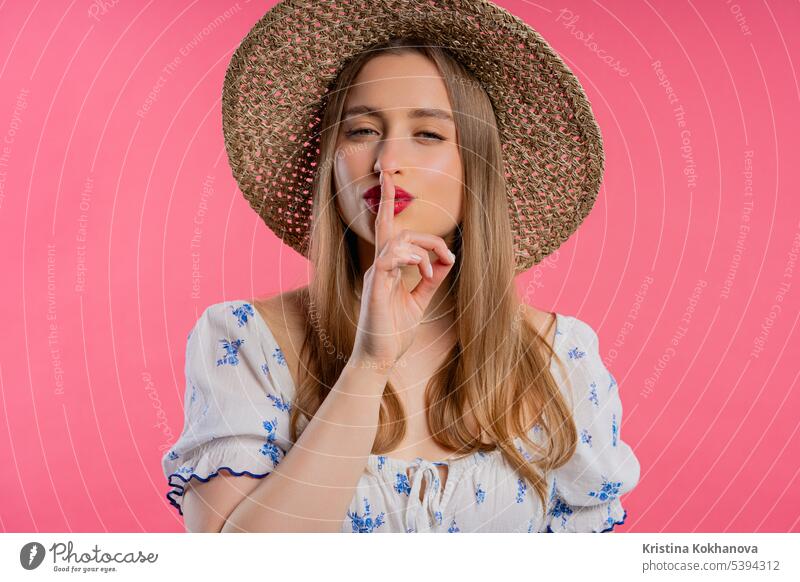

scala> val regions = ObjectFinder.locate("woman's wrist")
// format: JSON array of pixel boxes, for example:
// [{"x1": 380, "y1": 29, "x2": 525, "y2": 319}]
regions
[
  {"x1": 333, "y1": 358, "x2": 393, "y2": 399},
  {"x1": 346, "y1": 355, "x2": 399, "y2": 373},
  {"x1": 343, "y1": 352, "x2": 402, "y2": 385}
]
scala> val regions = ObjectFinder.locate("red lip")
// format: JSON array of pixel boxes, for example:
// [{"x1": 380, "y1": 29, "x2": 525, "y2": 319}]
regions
[
  {"x1": 362, "y1": 184, "x2": 415, "y2": 215},
  {"x1": 363, "y1": 184, "x2": 415, "y2": 200}
]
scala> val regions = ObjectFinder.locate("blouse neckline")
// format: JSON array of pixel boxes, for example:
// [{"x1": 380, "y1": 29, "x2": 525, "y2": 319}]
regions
[{"x1": 245, "y1": 298, "x2": 563, "y2": 471}]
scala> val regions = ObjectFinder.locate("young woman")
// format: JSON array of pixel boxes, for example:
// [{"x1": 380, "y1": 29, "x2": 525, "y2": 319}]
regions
[{"x1": 163, "y1": 1, "x2": 640, "y2": 533}]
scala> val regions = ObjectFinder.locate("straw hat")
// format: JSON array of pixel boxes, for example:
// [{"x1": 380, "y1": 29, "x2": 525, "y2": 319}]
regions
[{"x1": 222, "y1": 0, "x2": 604, "y2": 274}]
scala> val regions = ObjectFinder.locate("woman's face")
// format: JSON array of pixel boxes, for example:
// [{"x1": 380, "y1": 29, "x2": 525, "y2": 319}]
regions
[{"x1": 333, "y1": 52, "x2": 464, "y2": 250}]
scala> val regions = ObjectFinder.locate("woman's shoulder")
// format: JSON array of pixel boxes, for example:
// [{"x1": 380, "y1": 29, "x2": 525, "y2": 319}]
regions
[
  {"x1": 249, "y1": 289, "x2": 307, "y2": 387},
  {"x1": 551, "y1": 312, "x2": 601, "y2": 352},
  {"x1": 250, "y1": 288, "x2": 306, "y2": 332},
  {"x1": 521, "y1": 304, "x2": 600, "y2": 349},
  {"x1": 189, "y1": 300, "x2": 263, "y2": 337},
  {"x1": 545, "y1": 312, "x2": 618, "y2": 408},
  {"x1": 520, "y1": 304, "x2": 558, "y2": 351},
  {"x1": 189, "y1": 296, "x2": 303, "y2": 393},
  {"x1": 180, "y1": 291, "x2": 300, "y2": 335},
  {"x1": 187, "y1": 296, "x2": 299, "y2": 367}
]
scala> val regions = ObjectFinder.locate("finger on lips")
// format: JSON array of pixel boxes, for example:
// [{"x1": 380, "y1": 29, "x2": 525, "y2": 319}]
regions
[
  {"x1": 374, "y1": 170, "x2": 457, "y2": 270},
  {"x1": 374, "y1": 170, "x2": 395, "y2": 260}
]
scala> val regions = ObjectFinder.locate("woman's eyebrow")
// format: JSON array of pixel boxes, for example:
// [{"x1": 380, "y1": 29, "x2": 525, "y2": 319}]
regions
[{"x1": 342, "y1": 105, "x2": 454, "y2": 122}]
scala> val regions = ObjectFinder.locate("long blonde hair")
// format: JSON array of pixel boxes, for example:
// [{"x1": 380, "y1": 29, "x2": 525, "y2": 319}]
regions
[{"x1": 287, "y1": 36, "x2": 577, "y2": 516}]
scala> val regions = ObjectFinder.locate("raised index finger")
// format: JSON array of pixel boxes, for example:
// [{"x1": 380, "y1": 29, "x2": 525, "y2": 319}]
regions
[{"x1": 374, "y1": 170, "x2": 396, "y2": 261}]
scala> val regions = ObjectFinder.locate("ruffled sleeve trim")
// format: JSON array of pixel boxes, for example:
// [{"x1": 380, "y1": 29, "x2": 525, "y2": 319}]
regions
[
  {"x1": 544, "y1": 494, "x2": 630, "y2": 533},
  {"x1": 164, "y1": 434, "x2": 280, "y2": 516}
]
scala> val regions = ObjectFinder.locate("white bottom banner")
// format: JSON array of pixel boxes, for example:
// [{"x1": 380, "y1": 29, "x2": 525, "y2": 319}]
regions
[{"x1": 1, "y1": 533, "x2": 797, "y2": 580}]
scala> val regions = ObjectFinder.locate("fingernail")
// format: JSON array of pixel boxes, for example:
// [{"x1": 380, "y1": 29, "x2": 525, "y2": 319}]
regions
[
  {"x1": 411, "y1": 253, "x2": 422, "y2": 261},
  {"x1": 379, "y1": 172, "x2": 384, "y2": 186},
  {"x1": 426, "y1": 264, "x2": 433, "y2": 278},
  {"x1": 448, "y1": 251, "x2": 456, "y2": 263}
]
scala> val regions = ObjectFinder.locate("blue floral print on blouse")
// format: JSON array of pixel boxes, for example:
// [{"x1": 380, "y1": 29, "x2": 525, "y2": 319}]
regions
[
  {"x1": 580, "y1": 428, "x2": 593, "y2": 447},
  {"x1": 549, "y1": 497, "x2": 574, "y2": 527},
  {"x1": 448, "y1": 518, "x2": 460, "y2": 532},
  {"x1": 612, "y1": 413, "x2": 618, "y2": 447},
  {"x1": 549, "y1": 496, "x2": 572, "y2": 526},
  {"x1": 588, "y1": 476, "x2": 622, "y2": 502},
  {"x1": 515, "y1": 477, "x2": 527, "y2": 503},
  {"x1": 261, "y1": 362, "x2": 269, "y2": 375},
  {"x1": 347, "y1": 497, "x2": 385, "y2": 532},
  {"x1": 475, "y1": 484, "x2": 486, "y2": 504},
  {"x1": 568, "y1": 346, "x2": 586, "y2": 360},
  {"x1": 377, "y1": 455, "x2": 386, "y2": 470},
  {"x1": 516, "y1": 443, "x2": 534, "y2": 462},
  {"x1": 216, "y1": 338, "x2": 244, "y2": 366},
  {"x1": 609, "y1": 372, "x2": 617, "y2": 391},
  {"x1": 231, "y1": 302, "x2": 255, "y2": 327},
  {"x1": 588, "y1": 382, "x2": 599, "y2": 406},
  {"x1": 167, "y1": 450, "x2": 179, "y2": 461},
  {"x1": 394, "y1": 473, "x2": 411, "y2": 496},
  {"x1": 272, "y1": 346, "x2": 287, "y2": 366},
  {"x1": 602, "y1": 505, "x2": 617, "y2": 530},
  {"x1": 260, "y1": 416, "x2": 282, "y2": 465},
  {"x1": 267, "y1": 393, "x2": 292, "y2": 412}
]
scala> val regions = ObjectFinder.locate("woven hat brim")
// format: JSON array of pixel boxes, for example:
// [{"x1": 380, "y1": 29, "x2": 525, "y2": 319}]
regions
[{"x1": 222, "y1": 0, "x2": 604, "y2": 273}]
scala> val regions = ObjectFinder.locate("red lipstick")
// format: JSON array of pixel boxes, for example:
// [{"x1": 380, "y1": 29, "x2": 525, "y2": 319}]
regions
[{"x1": 363, "y1": 185, "x2": 415, "y2": 215}]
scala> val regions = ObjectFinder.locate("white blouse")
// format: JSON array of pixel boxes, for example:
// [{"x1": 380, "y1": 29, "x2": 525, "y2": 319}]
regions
[{"x1": 162, "y1": 300, "x2": 641, "y2": 533}]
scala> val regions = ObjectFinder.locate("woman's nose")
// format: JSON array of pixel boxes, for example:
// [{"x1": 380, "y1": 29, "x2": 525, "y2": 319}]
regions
[{"x1": 373, "y1": 134, "x2": 411, "y2": 176}]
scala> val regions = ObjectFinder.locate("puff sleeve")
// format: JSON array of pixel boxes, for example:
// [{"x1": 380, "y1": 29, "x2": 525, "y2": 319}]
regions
[
  {"x1": 542, "y1": 316, "x2": 641, "y2": 532},
  {"x1": 162, "y1": 301, "x2": 296, "y2": 516}
]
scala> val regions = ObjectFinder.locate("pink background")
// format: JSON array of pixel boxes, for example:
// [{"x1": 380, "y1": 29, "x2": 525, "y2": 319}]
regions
[{"x1": 1, "y1": 0, "x2": 798, "y2": 533}]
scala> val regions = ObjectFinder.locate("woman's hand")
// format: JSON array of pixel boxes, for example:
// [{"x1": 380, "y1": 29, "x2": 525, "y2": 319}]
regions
[{"x1": 350, "y1": 171, "x2": 457, "y2": 371}]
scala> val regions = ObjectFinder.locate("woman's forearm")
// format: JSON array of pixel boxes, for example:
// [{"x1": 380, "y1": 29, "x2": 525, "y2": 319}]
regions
[{"x1": 221, "y1": 361, "x2": 391, "y2": 532}]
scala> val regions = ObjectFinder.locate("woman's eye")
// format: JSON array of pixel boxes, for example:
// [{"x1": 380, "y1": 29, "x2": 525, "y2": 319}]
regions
[
  {"x1": 347, "y1": 128, "x2": 377, "y2": 136},
  {"x1": 346, "y1": 129, "x2": 444, "y2": 141},
  {"x1": 418, "y1": 131, "x2": 444, "y2": 141}
]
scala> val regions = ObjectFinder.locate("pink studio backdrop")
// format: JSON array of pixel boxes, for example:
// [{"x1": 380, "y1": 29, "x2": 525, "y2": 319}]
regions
[{"x1": 1, "y1": 0, "x2": 798, "y2": 533}]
